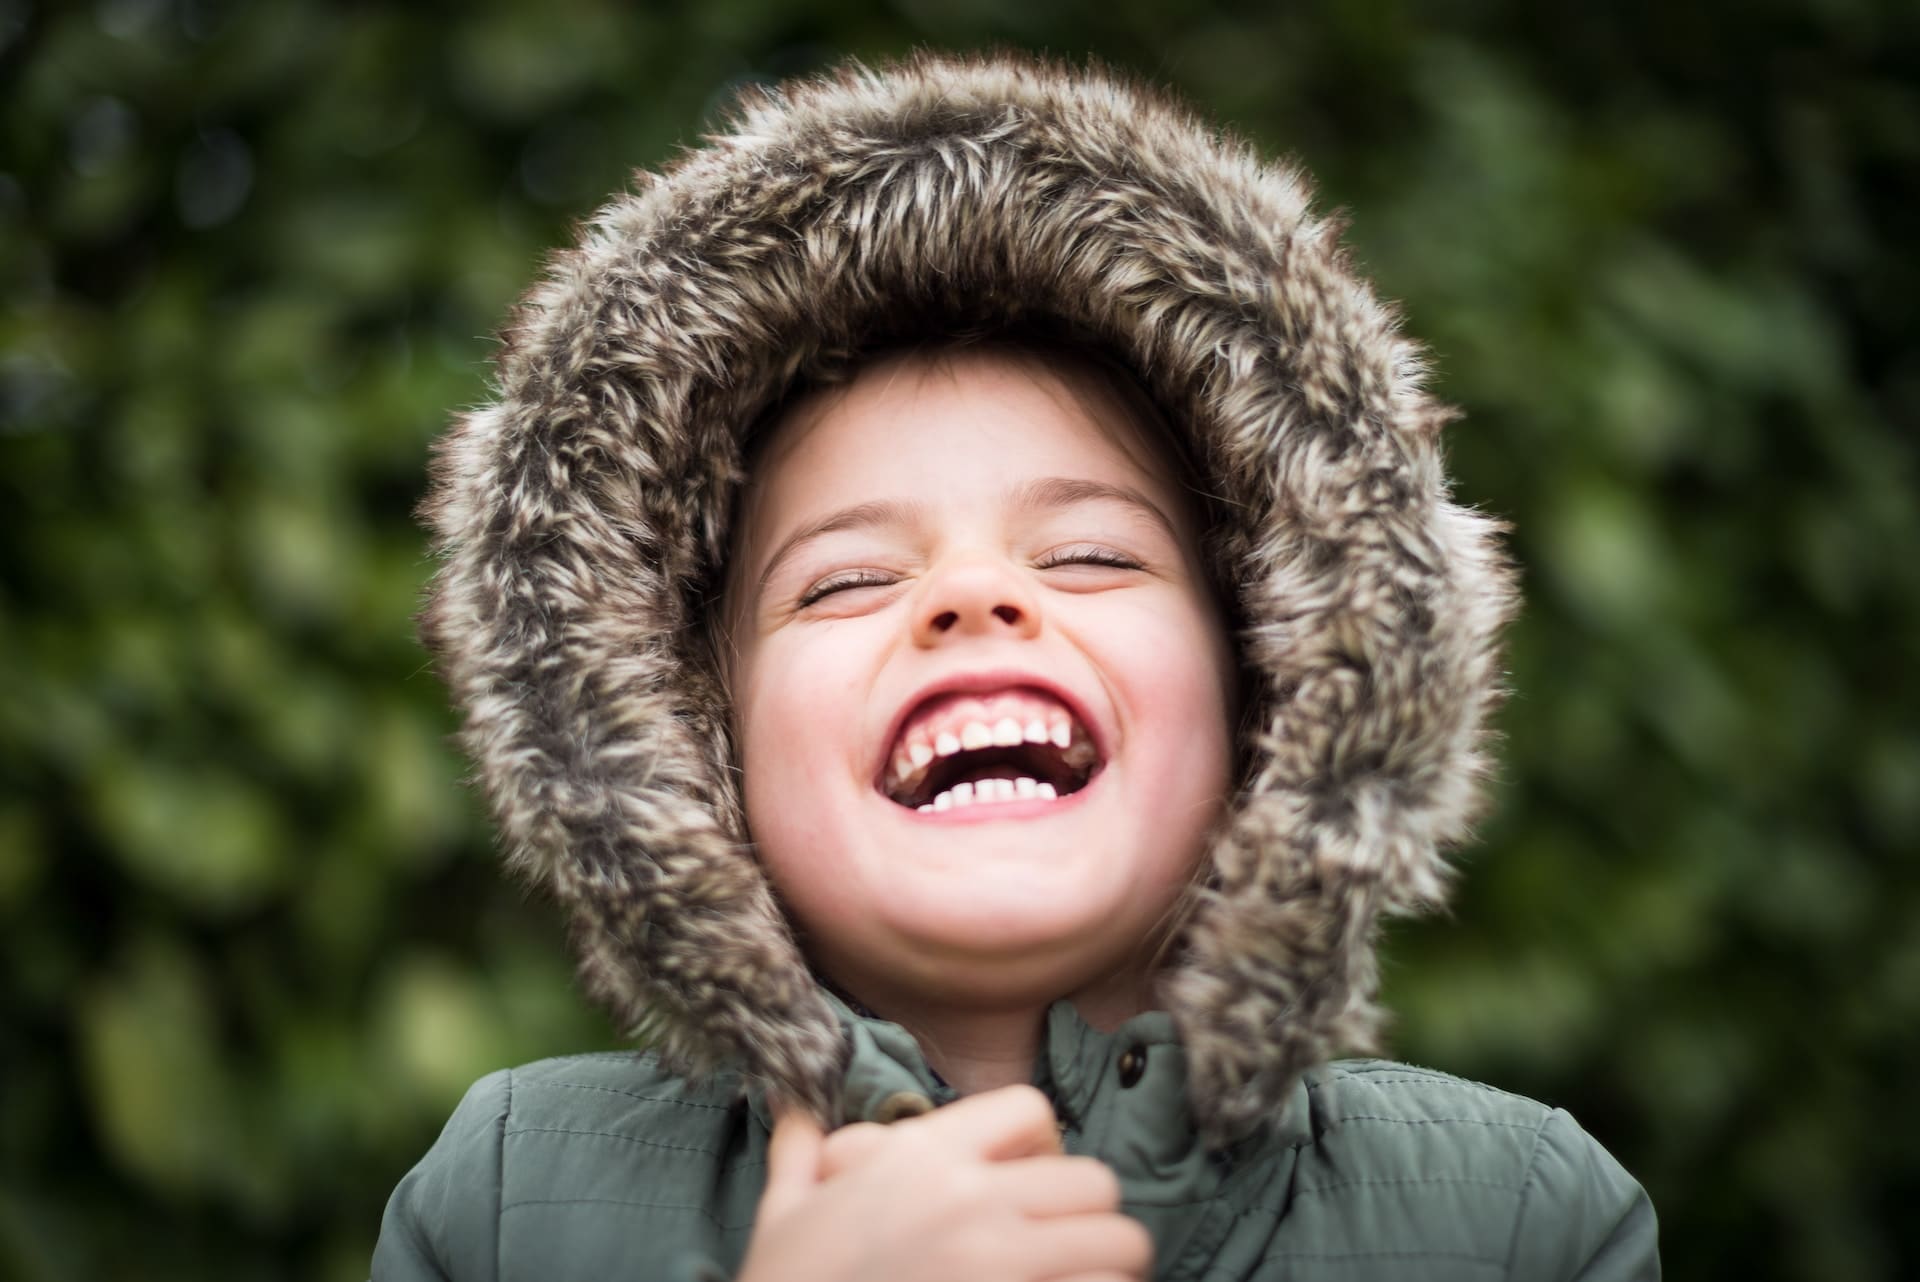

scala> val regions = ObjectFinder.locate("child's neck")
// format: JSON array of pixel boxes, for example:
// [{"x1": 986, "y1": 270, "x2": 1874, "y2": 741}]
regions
[
  {"x1": 909, "y1": 1006, "x2": 1047, "y2": 1096},
  {"x1": 851, "y1": 969, "x2": 1155, "y2": 1097}
]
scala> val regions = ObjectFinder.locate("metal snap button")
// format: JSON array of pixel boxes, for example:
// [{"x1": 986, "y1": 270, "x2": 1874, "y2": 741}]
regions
[
  {"x1": 1116, "y1": 1045, "x2": 1147, "y2": 1088},
  {"x1": 873, "y1": 1090, "x2": 935, "y2": 1124}
]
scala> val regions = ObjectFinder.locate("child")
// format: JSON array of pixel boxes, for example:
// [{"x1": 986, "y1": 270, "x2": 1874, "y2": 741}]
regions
[{"x1": 374, "y1": 52, "x2": 1659, "y2": 1281}]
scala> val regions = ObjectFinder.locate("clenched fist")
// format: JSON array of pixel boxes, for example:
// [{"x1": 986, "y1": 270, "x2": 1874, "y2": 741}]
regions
[{"x1": 736, "y1": 1084, "x2": 1152, "y2": 1282}]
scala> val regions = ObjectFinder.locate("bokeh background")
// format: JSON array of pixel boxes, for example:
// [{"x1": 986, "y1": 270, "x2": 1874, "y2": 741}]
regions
[{"x1": 3, "y1": 0, "x2": 1915, "y2": 1278}]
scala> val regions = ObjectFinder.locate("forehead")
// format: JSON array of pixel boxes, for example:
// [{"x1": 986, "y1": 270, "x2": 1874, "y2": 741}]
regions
[{"x1": 738, "y1": 346, "x2": 1192, "y2": 541}]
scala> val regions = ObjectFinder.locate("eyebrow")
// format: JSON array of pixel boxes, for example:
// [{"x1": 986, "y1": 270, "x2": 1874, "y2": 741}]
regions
[
  {"x1": 755, "y1": 498, "x2": 927, "y2": 594},
  {"x1": 1009, "y1": 477, "x2": 1178, "y2": 541},
  {"x1": 753, "y1": 477, "x2": 1178, "y2": 595}
]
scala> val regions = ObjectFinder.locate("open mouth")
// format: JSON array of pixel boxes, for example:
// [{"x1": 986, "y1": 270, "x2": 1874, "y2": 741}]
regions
[{"x1": 881, "y1": 687, "x2": 1103, "y2": 813}]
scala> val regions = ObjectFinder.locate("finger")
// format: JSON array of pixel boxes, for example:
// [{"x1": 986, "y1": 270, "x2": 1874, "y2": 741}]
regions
[
  {"x1": 756, "y1": 1103, "x2": 825, "y2": 1226},
  {"x1": 1020, "y1": 1213, "x2": 1154, "y2": 1280},
  {"x1": 914, "y1": 1083, "x2": 1063, "y2": 1160},
  {"x1": 819, "y1": 1121, "x2": 889, "y2": 1179},
  {"x1": 988, "y1": 1156, "x2": 1123, "y2": 1218}
]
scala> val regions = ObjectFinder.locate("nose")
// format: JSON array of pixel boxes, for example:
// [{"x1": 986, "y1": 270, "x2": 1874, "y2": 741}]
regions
[{"x1": 911, "y1": 554, "x2": 1043, "y2": 646}]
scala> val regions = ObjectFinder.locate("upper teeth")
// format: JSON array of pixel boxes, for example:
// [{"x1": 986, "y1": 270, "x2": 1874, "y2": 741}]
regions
[
  {"x1": 885, "y1": 690, "x2": 1099, "y2": 804},
  {"x1": 951, "y1": 717, "x2": 1057, "y2": 755},
  {"x1": 905, "y1": 714, "x2": 1070, "y2": 781}
]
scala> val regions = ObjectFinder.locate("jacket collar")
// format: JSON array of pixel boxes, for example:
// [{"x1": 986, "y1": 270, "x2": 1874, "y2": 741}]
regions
[
  {"x1": 746, "y1": 993, "x2": 1324, "y2": 1269},
  {"x1": 744, "y1": 990, "x2": 1320, "y2": 1151}
]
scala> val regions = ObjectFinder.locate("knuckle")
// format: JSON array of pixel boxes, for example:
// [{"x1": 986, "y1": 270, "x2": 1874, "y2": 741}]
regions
[
  {"x1": 821, "y1": 1120, "x2": 883, "y2": 1159},
  {"x1": 1002, "y1": 1083, "x2": 1054, "y2": 1123},
  {"x1": 1079, "y1": 1157, "x2": 1122, "y2": 1206},
  {"x1": 1008, "y1": 1082, "x2": 1051, "y2": 1109},
  {"x1": 887, "y1": 1124, "x2": 940, "y2": 1160},
  {"x1": 1118, "y1": 1217, "x2": 1154, "y2": 1267}
]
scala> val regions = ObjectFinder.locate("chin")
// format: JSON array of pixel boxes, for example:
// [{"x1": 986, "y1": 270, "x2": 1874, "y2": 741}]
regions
[
  {"x1": 848, "y1": 935, "x2": 1140, "y2": 1011},
  {"x1": 759, "y1": 779, "x2": 1211, "y2": 1012},
  {"x1": 869, "y1": 895, "x2": 1149, "y2": 979}
]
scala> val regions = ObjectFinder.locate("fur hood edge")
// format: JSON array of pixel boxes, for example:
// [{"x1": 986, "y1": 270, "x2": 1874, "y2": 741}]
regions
[{"x1": 419, "y1": 50, "x2": 1519, "y2": 1145}]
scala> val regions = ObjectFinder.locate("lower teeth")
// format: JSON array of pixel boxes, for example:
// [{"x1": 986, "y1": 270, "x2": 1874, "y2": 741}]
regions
[{"x1": 917, "y1": 776, "x2": 1059, "y2": 813}]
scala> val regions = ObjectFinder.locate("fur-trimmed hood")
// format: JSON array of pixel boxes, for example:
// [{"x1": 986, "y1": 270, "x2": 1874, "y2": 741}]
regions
[{"x1": 419, "y1": 51, "x2": 1518, "y2": 1146}]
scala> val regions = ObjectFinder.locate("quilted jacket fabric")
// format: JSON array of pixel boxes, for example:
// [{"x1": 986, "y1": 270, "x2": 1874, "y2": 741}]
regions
[
  {"x1": 378, "y1": 50, "x2": 1659, "y2": 1281},
  {"x1": 374, "y1": 1000, "x2": 1658, "y2": 1280}
]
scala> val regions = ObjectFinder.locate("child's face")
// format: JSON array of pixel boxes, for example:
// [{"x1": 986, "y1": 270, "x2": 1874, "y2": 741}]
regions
[{"x1": 726, "y1": 348, "x2": 1237, "y2": 1015}]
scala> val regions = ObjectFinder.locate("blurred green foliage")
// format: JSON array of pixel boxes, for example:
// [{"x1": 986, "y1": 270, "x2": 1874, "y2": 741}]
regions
[{"x1": 1, "y1": 0, "x2": 1914, "y2": 1278}]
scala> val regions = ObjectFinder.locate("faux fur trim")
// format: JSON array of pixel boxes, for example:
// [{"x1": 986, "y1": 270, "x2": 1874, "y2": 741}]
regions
[{"x1": 419, "y1": 51, "x2": 1519, "y2": 1143}]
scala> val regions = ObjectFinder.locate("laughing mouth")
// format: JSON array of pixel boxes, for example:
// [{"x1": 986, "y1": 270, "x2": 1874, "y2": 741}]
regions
[{"x1": 881, "y1": 687, "x2": 1103, "y2": 812}]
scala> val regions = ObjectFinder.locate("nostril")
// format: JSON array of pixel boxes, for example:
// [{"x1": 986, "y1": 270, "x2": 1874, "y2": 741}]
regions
[
  {"x1": 931, "y1": 610, "x2": 959, "y2": 631},
  {"x1": 992, "y1": 605, "x2": 1022, "y2": 625}
]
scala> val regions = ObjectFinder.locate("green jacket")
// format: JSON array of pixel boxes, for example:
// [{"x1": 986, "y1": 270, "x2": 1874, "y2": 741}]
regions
[
  {"x1": 394, "y1": 50, "x2": 1658, "y2": 1282},
  {"x1": 374, "y1": 1002, "x2": 1657, "y2": 1281}
]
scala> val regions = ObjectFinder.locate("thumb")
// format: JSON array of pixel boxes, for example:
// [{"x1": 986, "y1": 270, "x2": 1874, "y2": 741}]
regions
[
  {"x1": 756, "y1": 1101, "x2": 825, "y2": 1227},
  {"x1": 819, "y1": 1121, "x2": 889, "y2": 1180}
]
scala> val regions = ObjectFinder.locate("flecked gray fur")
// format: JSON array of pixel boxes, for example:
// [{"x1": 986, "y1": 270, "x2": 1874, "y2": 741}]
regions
[{"x1": 418, "y1": 51, "x2": 1520, "y2": 1145}]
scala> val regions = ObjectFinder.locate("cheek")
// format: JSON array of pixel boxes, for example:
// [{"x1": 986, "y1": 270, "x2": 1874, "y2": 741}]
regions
[
  {"x1": 1122, "y1": 599, "x2": 1237, "y2": 757},
  {"x1": 1120, "y1": 603, "x2": 1239, "y2": 890},
  {"x1": 733, "y1": 633, "x2": 877, "y2": 879}
]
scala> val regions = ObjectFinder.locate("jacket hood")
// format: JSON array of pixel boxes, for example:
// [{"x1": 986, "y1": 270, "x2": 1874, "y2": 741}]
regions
[{"x1": 419, "y1": 51, "x2": 1518, "y2": 1145}]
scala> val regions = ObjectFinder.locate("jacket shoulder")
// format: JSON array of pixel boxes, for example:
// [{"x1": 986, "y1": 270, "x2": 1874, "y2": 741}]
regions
[
  {"x1": 1256, "y1": 1060, "x2": 1659, "y2": 1280},
  {"x1": 372, "y1": 1053, "x2": 758, "y2": 1282},
  {"x1": 1317, "y1": 1057, "x2": 1560, "y2": 1133},
  {"x1": 501, "y1": 1050, "x2": 747, "y2": 1134}
]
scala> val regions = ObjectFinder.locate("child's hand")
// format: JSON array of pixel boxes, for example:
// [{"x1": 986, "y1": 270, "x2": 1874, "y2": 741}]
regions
[{"x1": 736, "y1": 1084, "x2": 1152, "y2": 1282}]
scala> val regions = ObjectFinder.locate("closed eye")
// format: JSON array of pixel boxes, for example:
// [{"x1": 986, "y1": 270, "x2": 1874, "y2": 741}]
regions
[
  {"x1": 799, "y1": 546, "x2": 1141, "y2": 609},
  {"x1": 797, "y1": 570, "x2": 898, "y2": 608},
  {"x1": 1034, "y1": 544, "x2": 1144, "y2": 571}
]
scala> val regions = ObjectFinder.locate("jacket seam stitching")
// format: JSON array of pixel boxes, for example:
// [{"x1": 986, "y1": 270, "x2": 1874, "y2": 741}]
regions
[
  {"x1": 495, "y1": 1068, "x2": 511, "y2": 1282},
  {"x1": 1327, "y1": 1066, "x2": 1545, "y2": 1107},
  {"x1": 1134, "y1": 1169, "x2": 1516, "y2": 1218},
  {"x1": 520, "y1": 1052, "x2": 639, "y2": 1068},
  {"x1": 499, "y1": 1195, "x2": 754, "y2": 1232},
  {"x1": 505, "y1": 1123, "x2": 766, "y2": 1165},
  {"x1": 504, "y1": 1124, "x2": 723, "y2": 1153},
  {"x1": 1329, "y1": 1075, "x2": 1536, "y2": 1096},
  {"x1": 1502, "y1": 1108, "x2": 1557, "y2": 1282},
  {"x1": 1335, "y1": 1115, "x2": 1539, "y2": 1129},
  {"x1": 527, "y1": 1080, "x2": 733, "y2": 1110},
  {"x1": 1256, "y1": 1249, "x2": 1504, "y2": 1264},
  {"x1": 1287, "y1": 1173, "x2": 1523, "y2": 1198}
]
